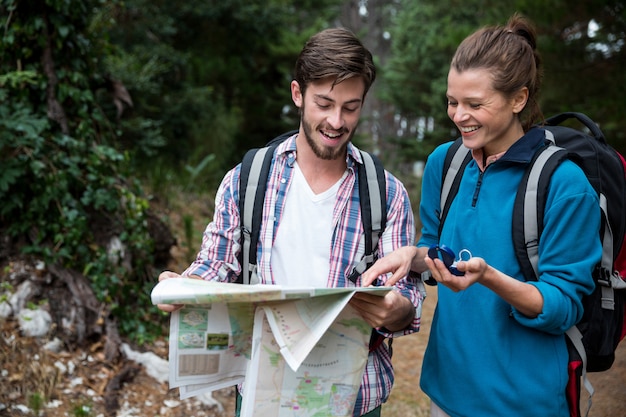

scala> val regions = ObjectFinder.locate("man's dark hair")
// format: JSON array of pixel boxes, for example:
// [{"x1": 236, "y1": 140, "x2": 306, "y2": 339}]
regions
[{"x1": 293, "y1": 27, "x2": 376, "y2": 99}]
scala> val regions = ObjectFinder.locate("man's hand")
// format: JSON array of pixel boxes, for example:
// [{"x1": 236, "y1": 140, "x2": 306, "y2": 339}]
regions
[
  {"x1": 349, "y1": 290, "x2": 415, "y2": 332},
  {"x1": 156, "y1": 271, "x2": 189, "y2": 313}
]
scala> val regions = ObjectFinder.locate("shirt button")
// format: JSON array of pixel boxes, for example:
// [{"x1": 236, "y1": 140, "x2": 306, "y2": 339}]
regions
[{"x1": 281, "y1": 178, "x2": 286, "y2": 184}]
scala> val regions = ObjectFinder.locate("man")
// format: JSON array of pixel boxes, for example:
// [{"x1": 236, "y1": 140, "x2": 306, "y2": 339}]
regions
[{"x1": 158, "y1": 27, "x2": 422, "y2": 416}]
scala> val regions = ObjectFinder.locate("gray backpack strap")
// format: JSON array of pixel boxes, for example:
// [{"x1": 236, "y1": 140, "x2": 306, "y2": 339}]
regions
[
  {"x1": 518, "y1": 144, "x2": 565, "y2": 279},
  {"x1": 347, "y1": 150, "x2": 387, "y2": 283},
  {"x1": 441, "y1": 141, "x2": 471, "y2": 214},
  {"x1": 239, "y1": 145, "x2": 276, "y2": 285},
  {"x1": 361, "y1": 150, "x2": 385, "y2": 260},
  {"x1": 598, "y1": 193, "x2": 626, "y2": 293},
  {"x1": 438, "y1": 138, "x2": 472, "y2": 238}
]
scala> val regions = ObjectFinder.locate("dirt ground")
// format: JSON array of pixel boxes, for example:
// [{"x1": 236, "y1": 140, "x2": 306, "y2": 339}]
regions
[{"x1": 2, "y1": 284, "x2": 626, "y2": 417}]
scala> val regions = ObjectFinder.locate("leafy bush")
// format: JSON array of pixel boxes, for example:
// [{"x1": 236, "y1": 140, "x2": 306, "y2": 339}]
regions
[{"x1": 0, "y1": 0, "x2": 162, "y2": 343}]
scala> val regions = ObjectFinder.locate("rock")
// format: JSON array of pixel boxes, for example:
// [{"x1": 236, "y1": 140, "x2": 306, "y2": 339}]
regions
[
  {"x1": 18, "y1": 308, "x2": 52, "y2": 337},
  {"x1": 121, "y1": 343, "x2": 169, "y2": 384}
]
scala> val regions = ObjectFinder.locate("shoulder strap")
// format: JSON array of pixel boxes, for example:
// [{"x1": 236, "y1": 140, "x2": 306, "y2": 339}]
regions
[
  {"x1": 512, "y1": 141, "x2": 569, "y2": 281},
  {"x1": 513, "y1": 128, "x2": 617, "y2": 283},
  {"x1": 347, "y1": 150, "x2": 387, "y2": 283},
  {"x1": 424, "y1": 138, "x2": 471, "y2": 286},
  {"x1": 238, "y1": 143, "x2": 279, "y2": 284},
  {"x1": 438, "y1": 138, "x2": 472, "y2": 237},
  {"x1": 238, "y1": 130, "x2": 298, "y2": 284}
]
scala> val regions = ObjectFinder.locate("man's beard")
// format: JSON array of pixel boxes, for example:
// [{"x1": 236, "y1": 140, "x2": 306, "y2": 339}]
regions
[{"x1": 301, "y1": 114, "x2": 354, "y2": 161}]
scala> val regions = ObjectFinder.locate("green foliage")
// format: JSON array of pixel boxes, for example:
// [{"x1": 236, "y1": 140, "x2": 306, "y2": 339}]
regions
[
  {"x1": 517, "y1": 0, "x2": 626, "y2": 152},
  {"x1": 0, "y1": 0, "x2": 345, "y2": 347},
  {"x1": 0, "y1": 0, "x2": 160, "y2": 343},
  {"x1": 28, "y1": 392, "x2": 45, "y2": 415},
  {"x1": 71, "y1": 402, "x2": 93, "y2": 417}
]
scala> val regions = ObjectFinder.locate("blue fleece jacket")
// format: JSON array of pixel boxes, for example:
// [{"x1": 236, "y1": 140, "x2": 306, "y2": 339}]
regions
[{"x1": 418, "y1": 128, "x2": 601, "y2": 417}]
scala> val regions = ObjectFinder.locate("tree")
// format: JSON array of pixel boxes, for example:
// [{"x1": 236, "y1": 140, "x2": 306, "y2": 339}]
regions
[
  {"x1": 104, "y1": 0, "x2": 344, "y2": 185},
  {"x1": 520, "y1": 0, "x2": 626, "y2": 152},
  {"x1": 378, "y1": 1, "x2": 512, "y2": 163}
]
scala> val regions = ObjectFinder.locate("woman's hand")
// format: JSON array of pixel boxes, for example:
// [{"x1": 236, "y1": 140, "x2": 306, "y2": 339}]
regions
[
  {"x1": 361, "y1": 246, "x2": 420, "y2": 287},
  {"x1": 424, "y1": 255, "x2": 487, "y2": 291},
  {"x1": 426, "y1": 255, "x2": 543, "y2": 317}
]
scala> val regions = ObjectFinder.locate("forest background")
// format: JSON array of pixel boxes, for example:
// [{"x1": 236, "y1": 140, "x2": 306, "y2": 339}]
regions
[{"x1": 1, "y1": 0, "x2": 625, "y2": 416}]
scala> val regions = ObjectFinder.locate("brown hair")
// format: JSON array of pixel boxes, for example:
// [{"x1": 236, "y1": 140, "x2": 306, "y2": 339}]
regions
[
  {"x1": 293, "y1": 27, "x2": 376, "y2": 99},
  {"x1": 451, "y1": 13, "x2": 543, "y2": 131}
]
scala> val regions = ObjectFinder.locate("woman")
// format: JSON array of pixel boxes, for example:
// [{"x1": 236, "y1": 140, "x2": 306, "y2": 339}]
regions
[{"x1": 362, "y1": 14, "x2": 601, "y2": 417}]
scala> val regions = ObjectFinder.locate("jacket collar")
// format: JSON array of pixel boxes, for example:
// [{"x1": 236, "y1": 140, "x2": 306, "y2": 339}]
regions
[{"x1": 499, "y1": 127, "x2": 547, "y2": 164}]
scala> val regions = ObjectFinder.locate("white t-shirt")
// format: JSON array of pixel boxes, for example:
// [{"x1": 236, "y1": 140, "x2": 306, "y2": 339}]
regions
[{"x1": 271, "y1": 163, "x2": 347, "y2": 287}]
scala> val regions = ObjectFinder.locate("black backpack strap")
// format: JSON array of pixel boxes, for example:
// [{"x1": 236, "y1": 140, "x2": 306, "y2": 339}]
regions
[
  {"x1": 438, "y1": 138, "x2": 472, "y2": 237},
  {"x1": 347, "y1": 150, "x2": 387, "y2": 283},
  {"x1": 512, "y1": 141, "x2": 569, "y2": 281}
]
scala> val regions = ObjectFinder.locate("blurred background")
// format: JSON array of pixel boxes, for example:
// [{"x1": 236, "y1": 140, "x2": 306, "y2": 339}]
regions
[{"x1": 1, "y1": 1, "x2": 625, "y2": 415}]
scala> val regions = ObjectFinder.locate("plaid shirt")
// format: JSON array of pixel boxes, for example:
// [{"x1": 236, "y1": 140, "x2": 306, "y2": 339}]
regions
[{"x1": 185, "y1": 135, "x2": 422, "y2": 415}]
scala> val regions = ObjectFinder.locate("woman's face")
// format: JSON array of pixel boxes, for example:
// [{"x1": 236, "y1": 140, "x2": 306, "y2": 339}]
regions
[{"x1": 446, "y1": 68, "x2": 527, "y2": 156}]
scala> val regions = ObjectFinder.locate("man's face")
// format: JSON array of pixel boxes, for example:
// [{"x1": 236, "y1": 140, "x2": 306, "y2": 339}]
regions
[{"x1": 291, "y1": 77, "x2": 365, "y2": 160}]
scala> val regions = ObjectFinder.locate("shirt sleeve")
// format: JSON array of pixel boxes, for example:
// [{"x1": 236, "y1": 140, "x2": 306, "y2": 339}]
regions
[
  {"x1": 182, "y1": 165, "x2": 242, "y2": 282},
  {"x1": 375, "y1": 171, "x2": 424, "y2": 338}
]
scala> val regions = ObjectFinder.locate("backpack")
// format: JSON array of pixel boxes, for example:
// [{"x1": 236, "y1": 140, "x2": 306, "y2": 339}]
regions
[
  {"x1": 237, "y1": 131, "x2": 389, "y2": 351},
  {"x1": 438, "y1": 112, "x2": 626, "y2": 417}
]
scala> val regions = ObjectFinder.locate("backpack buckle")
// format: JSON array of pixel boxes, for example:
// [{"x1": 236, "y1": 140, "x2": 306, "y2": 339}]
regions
[{"x1": 594, "y1": 265, "x2": 613, "y2": 287}]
